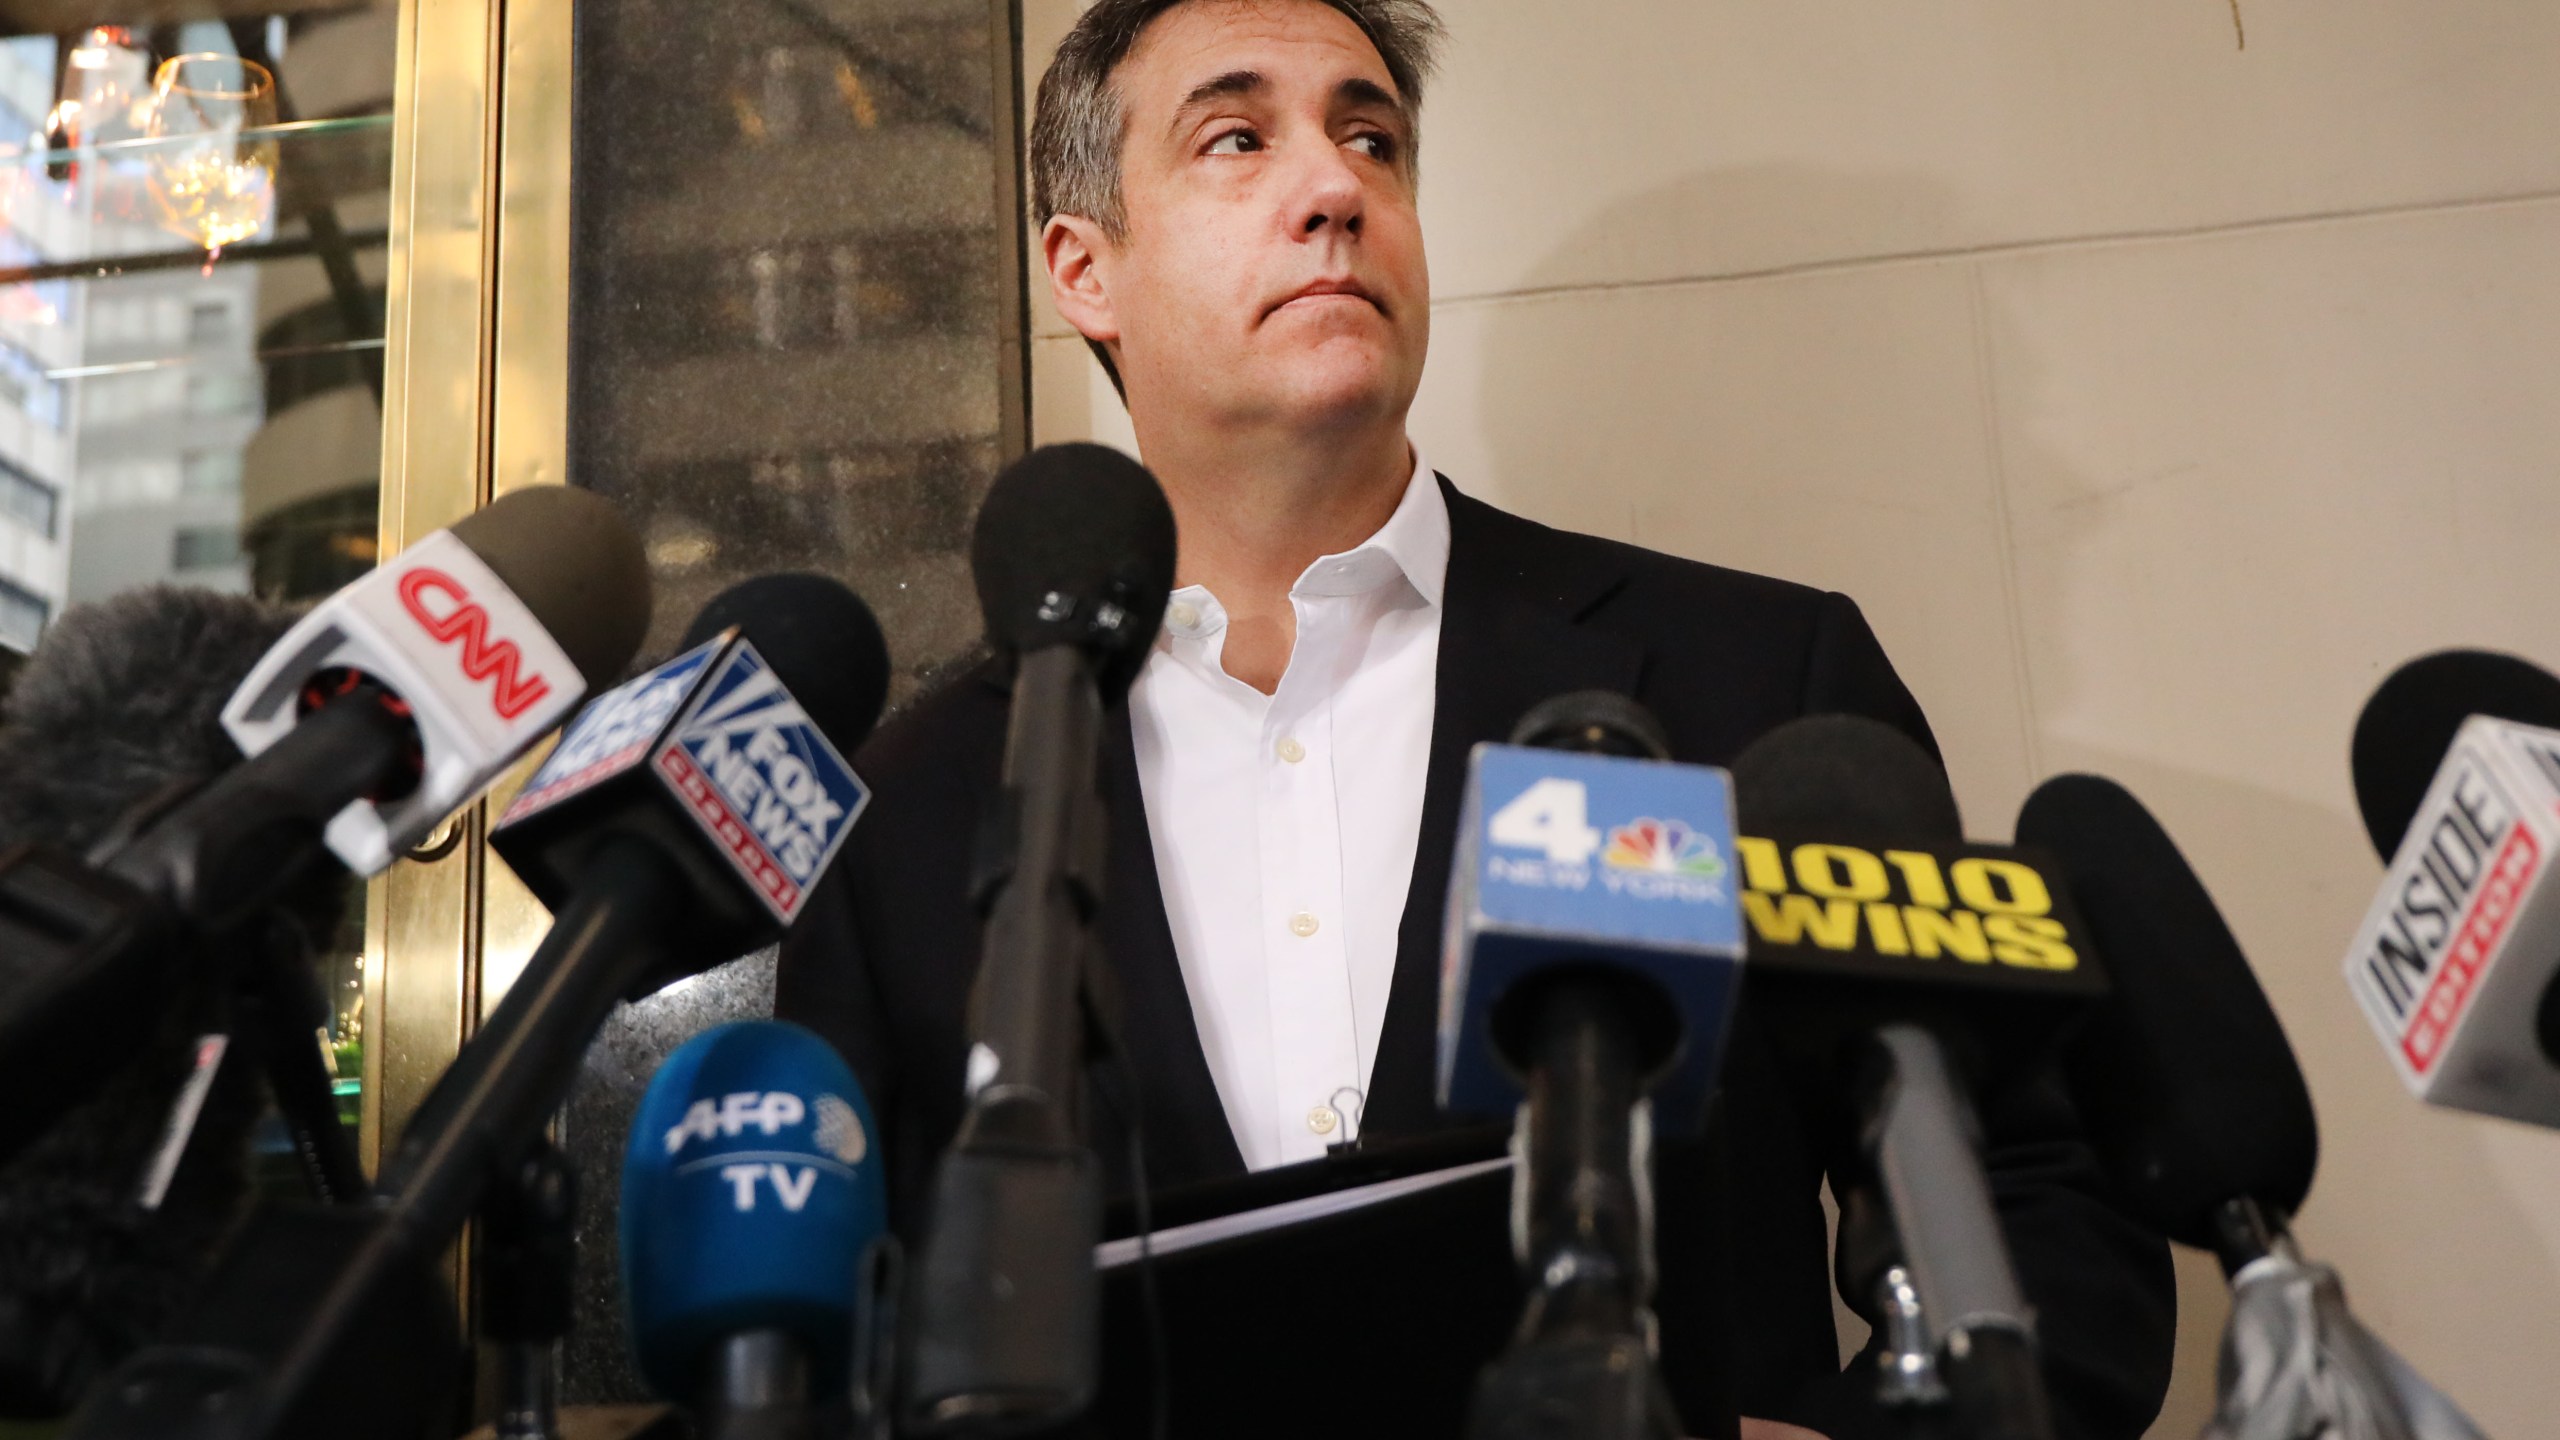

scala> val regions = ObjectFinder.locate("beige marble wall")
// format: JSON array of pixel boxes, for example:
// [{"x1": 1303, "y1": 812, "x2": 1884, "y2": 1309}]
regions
[{"x1": 1023, "y1": 3, "x2": 2560, "y2": 1434}]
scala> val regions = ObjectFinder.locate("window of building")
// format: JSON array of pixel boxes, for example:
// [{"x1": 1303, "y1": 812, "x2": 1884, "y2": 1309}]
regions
[
  {"x1": 0, "y1": 574, "x2": 47, "y2": 653},
  {"x1": 180, "y1": 449, "x2": 243, "y2": 498},
  {"x1": 0, "y1": 456, "x2": 58, "y2": 538},
  {"x1": 188, "y1": 300, "x2": 231, "y2": 343},
  {"x1": 172, "y1": 524, "x2": 241, "y2": 571},
  {"x1": 0, "y1": 343, "x2": 60, "y2": 429},
  {"x1": 184, "y1": 368, "x2": 258, "y2": 417}
]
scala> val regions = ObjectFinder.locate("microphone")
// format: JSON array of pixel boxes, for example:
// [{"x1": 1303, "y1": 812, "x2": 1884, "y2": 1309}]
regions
[
  {"x1": 220, "y1": 483, "x2": 650, "y2": 875},
  {"x1": 493, "y1": 572, "x2": 890, "y2": 978},
  {"x1": 2019, "y1": 772, "x2": 2487, "y2": 1440},
  {"x1": 903, "y1": 444, "x2": 1173, "y2": 1435},
  {"x1": 0, "y1": 486, "x2": 651, "y2": 1172},
  {"x1": 1438, "y1": 690, "x2": 1745, "y2": 1440},
  {"x1": 2341, "y1": 649, "x2": 2560, "y2": 1127},
  {"x1": 2014, "y1": 774, "x2": 2316, "y2": 1263},
  {"x1": 2349, "y1": 649, "x2": 2560, "y2": 861},
  {"x1": 67, "y1": 574, "x2": 890, "y2": 1440},
  {"x1": 0, "y1": 590, "x2": 331, "y2": 1416},
  {"x1": 622, "y1": 1020, "x2": 889, "y2": 1440},
  {"x1": 1732, "y1": 715, "x2": 2100, "y2": 1440}
]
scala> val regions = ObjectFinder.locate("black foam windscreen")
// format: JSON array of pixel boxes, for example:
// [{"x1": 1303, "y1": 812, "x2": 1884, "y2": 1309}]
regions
[
  {"x1": 2350, "y1": 649, "x2": 2560, "y2": 862},
  {"x1": 450, "y1": 486, "x2": 653, "y2": 693},
  {"x1": 1731, "y1": 713, "x2": 1962, "y2": 842},
  {"x1": 968, "y1": 443, "x2": 1177, "y2": 701},
  {"x1": 679, "y1": 573, "x2": 891, "y2": 756},
  {"x1": 1509, "y1": 690, "x2": 1670, "y2": 760},
  {"x1": 2016, "y1": 773, "x2": 2317, "y2": 1248}
]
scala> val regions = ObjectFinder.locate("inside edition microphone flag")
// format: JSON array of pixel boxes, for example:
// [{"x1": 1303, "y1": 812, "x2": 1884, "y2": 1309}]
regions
[{"x1": 2343, "y1": 711, "x2": 2560, "y2": 1127}]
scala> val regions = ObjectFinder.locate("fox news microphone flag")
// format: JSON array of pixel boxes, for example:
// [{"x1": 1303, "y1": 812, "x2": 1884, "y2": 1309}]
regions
[
  {"x1": 495, "y1": 573, "x2": 886, "y2": 968},
  {"x1": 623, "y1": 1021, "x2": 889, "y2": 1421},
  {"x1": 2343, "y1": 650, "x2": 2560, "y2": 1129}
]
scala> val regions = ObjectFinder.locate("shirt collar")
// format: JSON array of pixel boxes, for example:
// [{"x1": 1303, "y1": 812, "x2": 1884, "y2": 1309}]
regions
[{"x1": 1286, "y1": 445, "x2": 1448, "y2": 607}]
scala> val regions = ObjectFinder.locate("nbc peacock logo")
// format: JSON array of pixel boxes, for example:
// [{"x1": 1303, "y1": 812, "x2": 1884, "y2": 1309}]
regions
[{"x1": 1603, "y1": 818, "x2": 1728, "y2": 878}]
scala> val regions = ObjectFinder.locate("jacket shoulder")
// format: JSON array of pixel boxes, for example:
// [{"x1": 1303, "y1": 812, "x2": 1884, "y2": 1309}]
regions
[
  {"x1": 1445, "y1": 484, "x2": 1929, "y2": 757},
  {"x1": 1448, "y1": 485, "x2": 1839, "y2": 631}
]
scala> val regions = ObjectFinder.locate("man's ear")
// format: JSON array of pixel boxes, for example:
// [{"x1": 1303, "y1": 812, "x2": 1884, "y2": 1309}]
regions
[{"x1": 1043, "y1": 214, "x2": 1122, "y2": 348}]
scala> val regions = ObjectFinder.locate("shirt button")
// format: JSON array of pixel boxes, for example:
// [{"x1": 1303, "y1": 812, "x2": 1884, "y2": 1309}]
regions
[
  {"x1": 1275, "y1": 737, "x2": 1305, "y2": 764},
  {"x1": 1167, "y1": 601, "x2": 1199, "y2": 631},
  {"x1": 1288, "y1": 912, "x2": 1319, "y2": 938},
  {"x1": 1307, "y1": 1106, "x2": 1339, "y2": 1136}
]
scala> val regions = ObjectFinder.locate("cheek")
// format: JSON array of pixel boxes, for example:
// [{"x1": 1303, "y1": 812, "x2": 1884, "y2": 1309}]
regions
[
  {"x1": 1128, "y1": 220, "x2": 1261, "y2": 336},
  {"x1": 1375, "y1": 202, "x2": 1429, "y2": 291}
]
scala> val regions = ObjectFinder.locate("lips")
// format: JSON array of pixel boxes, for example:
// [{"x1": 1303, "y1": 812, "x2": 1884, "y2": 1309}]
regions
[{"x1": 1267, "y1": 277, "x2": 1382, "y2": 319}]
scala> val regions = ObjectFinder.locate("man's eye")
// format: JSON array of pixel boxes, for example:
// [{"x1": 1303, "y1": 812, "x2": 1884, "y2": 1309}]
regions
[
  {"x1": 1205, "y1": 129, "x2": 1261, "y2": 155},
  {"x1": 1349, "y1": 132, "x2": 1398, "y2": 162}
]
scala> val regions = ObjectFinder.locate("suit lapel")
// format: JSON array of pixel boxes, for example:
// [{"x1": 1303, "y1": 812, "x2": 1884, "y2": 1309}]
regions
[
  {"x1": 1361, "y1": 481, "x2": 1648, "y2": 1140},
  {"x1": 1096, "y1": 703, "x2": 1248, "y2": 1182},
  {"x1": 1081, "y1": 479, "x2": 1647, "y2": 1168}
]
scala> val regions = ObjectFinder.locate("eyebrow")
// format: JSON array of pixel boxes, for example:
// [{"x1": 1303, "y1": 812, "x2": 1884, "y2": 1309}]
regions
[
  {"x1": 1167, "y1": 71, "x2": 1411, "y2": 135},
  {"x1": 1171, "y1": 68, "x2": 1267, "y2": 131},
  {"x1": 1334, "y1": 76, "x2": 1404, "y2": 122}
]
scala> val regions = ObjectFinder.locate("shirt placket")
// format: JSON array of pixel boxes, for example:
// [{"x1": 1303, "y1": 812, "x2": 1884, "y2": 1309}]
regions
[{"x1": 1260, "y1": 593, "x2": 1361, "y2": 1165}]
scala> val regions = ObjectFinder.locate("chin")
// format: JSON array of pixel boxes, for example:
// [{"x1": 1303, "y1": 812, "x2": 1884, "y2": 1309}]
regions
[{"x1": 1260, "y1": 344, "x2": 1416, "y2": 429}]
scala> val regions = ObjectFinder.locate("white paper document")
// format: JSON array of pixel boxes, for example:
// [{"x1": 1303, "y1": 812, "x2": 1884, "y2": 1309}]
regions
[{"x1": 1095, "y1": 1155, "x2": 1513, "y2": 1270}]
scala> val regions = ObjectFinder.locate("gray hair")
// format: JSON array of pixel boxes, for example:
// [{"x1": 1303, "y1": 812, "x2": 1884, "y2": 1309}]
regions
[{"x1": 1031, "y1": 0, "x2": 1446, "y2": 237}]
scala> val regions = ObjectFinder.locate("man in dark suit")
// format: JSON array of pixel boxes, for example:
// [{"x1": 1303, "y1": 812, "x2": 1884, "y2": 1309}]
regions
[{"x1": 778, "y1": 1, "x2": 2175, "y2": 1436}]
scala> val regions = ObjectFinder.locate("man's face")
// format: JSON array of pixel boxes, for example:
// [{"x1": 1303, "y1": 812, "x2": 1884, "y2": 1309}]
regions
[{"x1": 1061, "y1": 0, "x2": 1431, "y2": 435}]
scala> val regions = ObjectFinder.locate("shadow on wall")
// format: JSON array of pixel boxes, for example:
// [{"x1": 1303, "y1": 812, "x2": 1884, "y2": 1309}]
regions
[
  {"x1": 1966, "y1": 232, "x2": 2560, "y2": 1440},
  {"x1": 1448, "y1": 164, "x2": 2050, "y2": 842},
  {"x1": 1459, "y1": 162, "x2": 1981, "y2": 539},
  {"x1": 1454, "y1": 162, "x2": 2560, "y2": 1437},
  {"x1": 2040, "y1": 746, "x2": 2560, "y2": 1433}
]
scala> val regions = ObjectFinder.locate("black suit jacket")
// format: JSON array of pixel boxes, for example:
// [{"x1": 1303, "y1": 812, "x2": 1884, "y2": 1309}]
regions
[{"x1": 776, "y1": 479, "x2": 2174, "y2": 1439}]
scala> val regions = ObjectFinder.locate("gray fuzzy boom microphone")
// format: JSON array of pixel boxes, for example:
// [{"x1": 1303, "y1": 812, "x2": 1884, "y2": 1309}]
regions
[{"x1": 0, "y1": 587, "x2": 340, "y2": 1418}]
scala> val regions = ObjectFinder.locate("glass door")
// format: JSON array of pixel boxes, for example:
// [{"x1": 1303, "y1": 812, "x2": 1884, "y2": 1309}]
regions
[
  {"x1": 0, "y1": 2, "x2": 398, "y2": 1179},
  {"x1": 540, "y1": 0, "x2": 1030, "y2": 1401}
]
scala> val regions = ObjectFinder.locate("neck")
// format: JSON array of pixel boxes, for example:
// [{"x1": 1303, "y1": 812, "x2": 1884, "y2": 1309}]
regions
[{"x1": 1134, "y1": 414, "x2": 1413, "y2": 693}]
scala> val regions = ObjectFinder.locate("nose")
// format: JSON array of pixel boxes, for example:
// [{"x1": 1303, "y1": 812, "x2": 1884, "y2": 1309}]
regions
[{"x1": 1285, "y1": 138, "x2": 1365, "y2": 240}]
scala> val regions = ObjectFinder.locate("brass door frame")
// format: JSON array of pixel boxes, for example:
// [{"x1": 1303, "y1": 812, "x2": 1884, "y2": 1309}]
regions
[
  {"x1": 362, "y1": 0, "x2": 573, "y2": 1171},
  {"x1": 365, "y1": 0, "x2": 1033, "y2": 1170}
]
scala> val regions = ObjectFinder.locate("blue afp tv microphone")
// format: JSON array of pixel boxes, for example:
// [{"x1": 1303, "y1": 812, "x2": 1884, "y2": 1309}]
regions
[
  {"x1": 1439, "y1": 692, "x2": 1746, "y2": 1440},
  {"x1": 624, "y1": 1020, "x2": 888, "y2": 1440}
]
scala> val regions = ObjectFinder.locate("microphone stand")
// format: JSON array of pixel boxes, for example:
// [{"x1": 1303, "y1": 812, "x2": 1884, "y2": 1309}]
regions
[
  {"x1": 68, "y1": 835, "x2": 694, "y2": 1440},
  {"x1": 905, "y1": 644, "x2": 1110, "y2": 1435},
  {"x1": 479, "y1": 1139, "x2": 577, "y2": 1440},
  {"x1": 1469, "y1": 975, "x2": 1681, "y2": 1440},
  {"x1": 0, "y1": 682, "x2": 415, "y2": 1173},
  {"x1": 1839, "y1": 1025, "x2": 2053, "y2": 1440},
  {"x1": 236, "y1": 921, "x2": 369, "y2": 1205}
]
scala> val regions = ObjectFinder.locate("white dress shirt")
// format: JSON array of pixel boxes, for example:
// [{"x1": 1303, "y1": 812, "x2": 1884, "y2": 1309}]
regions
[{"x1": 1128, "y1": 452, "x2": 1448, "y2": 1171}]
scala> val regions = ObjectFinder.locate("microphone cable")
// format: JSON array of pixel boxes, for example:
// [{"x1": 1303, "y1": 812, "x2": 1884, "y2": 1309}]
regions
[{"x1": 1091, "y1": 1044, "x2": 1169, "y2": 1440}]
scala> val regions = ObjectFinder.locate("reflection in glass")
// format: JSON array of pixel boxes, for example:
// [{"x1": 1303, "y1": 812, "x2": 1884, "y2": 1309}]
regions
[
  {"x1": 144, "y1": 53, "x2": 278, "y2": 262},
  {"x1": 562, "y1": 0, "x2": 1025, "y2": 1399},
  {"x1": 0, "y1": 5, "x2": 395, "y2": 1195}
]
